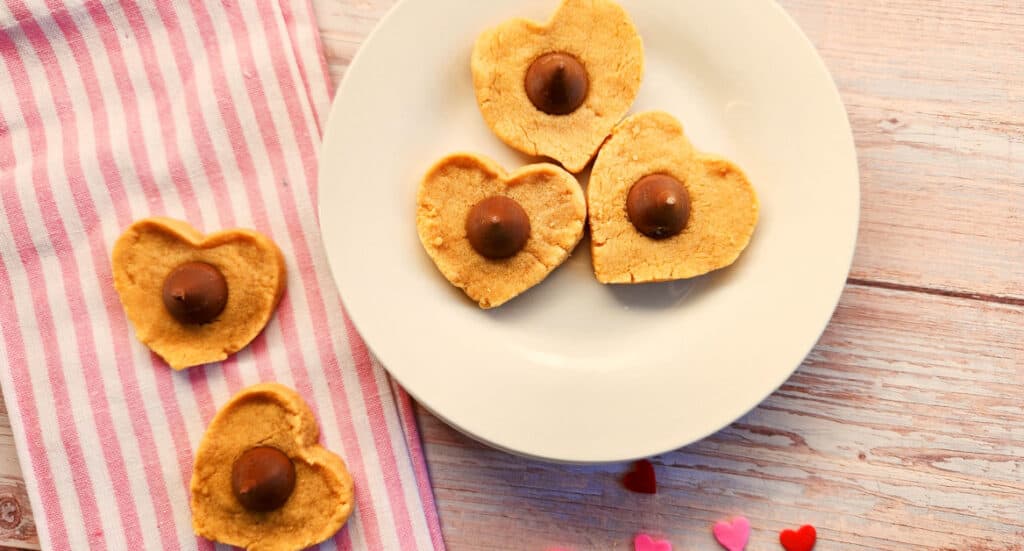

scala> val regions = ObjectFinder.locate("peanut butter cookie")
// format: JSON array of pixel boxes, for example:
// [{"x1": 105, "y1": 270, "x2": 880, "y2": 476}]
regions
[
  {"x1": 471, "y1": 0, "x2": 644, "y2": 173},
  {"x1": 190, "y1": 383, "x2": 354, "y2": 551},
  {"x1": 111, "y1": 217, "x2": 286, "y2": 369},
  {"x1": 417, "y1": 153, "x2": 586, "y2": 308},
  {"x1": 588, "y1": 111, "x2": 759, "y2": 283}
]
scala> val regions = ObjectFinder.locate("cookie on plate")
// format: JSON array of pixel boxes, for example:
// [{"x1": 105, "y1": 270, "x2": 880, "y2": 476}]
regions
[
  {"x1": 111, "y1": 217, "x2": 286, "y2": 370},
  {"x1": 588, "y1": 111, "x2": 759, "y2": 283},
  {"x1": 416, "y1": 153, "x2": 586, "y2": 308},
  {"x1": 471, "y1": 0, "x2": 644, "y2": 173},
  {"x1": 190, "y1": 383, "x2": 354, "y2": 551}
]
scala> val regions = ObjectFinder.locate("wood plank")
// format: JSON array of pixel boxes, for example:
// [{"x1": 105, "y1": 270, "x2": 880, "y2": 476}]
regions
[
  {"x1": 310, "y1": 0, "x2": 397, "y2": 85},
  {"x1": 755, "y1": 0, "x2": 1024, "y2": 300},
  {"x1": 418, "y1": 284, "x2": 1024, "y2": 550}
]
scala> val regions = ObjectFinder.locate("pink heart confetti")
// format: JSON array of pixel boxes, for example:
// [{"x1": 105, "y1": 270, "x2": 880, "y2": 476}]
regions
[
  {"x1": 712, "y1": 516, "x2": 751, "y2": 551},
  {"x1": 635, "y1": 533, "x2": 673, "y2": 551}
]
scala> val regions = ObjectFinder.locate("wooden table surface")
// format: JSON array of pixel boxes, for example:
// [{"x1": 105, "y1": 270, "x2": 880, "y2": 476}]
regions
[{"x1": 0, "y1": 1, "x2": 1021, "y2": 549}]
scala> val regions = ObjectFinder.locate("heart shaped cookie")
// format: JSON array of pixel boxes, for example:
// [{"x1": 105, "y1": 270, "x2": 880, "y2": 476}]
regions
[
  {"x1": 190, "y1": 383, "x2": 354, "y2": 551},
  {"x1": 471, "y1": 0, "x2": 644, "y2": 173},
  {"x1": 111, "y1": 217, "x2": 286, "y2": 370},
  {"x1": 588, "y1": 111, "x2": 759, "y2": 283},
  {"x1": 416, "y1": 153, "x2": 586, "y2": 308}
]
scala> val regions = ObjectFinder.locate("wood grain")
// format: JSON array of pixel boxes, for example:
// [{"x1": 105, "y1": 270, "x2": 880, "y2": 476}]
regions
[
  {"x1": 0, "y1": 1, "x2": 1020, "y2": 549},
  {"x1": 784, "y1": 0, "x2": 1024, "y2": 301},
  {"x1": 418, "y1": 284, "x2": 1024, "y2": 550}
]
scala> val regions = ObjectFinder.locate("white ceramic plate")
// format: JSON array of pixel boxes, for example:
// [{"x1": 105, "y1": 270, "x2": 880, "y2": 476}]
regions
[{"x1": 319, "y1": 0, "x2": 859, "y2": 462}]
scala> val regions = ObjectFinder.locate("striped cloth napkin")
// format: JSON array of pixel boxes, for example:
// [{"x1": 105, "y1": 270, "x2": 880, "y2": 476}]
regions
[{"x1": 0, "y1": 1, "x2": 443, "y2": 549}]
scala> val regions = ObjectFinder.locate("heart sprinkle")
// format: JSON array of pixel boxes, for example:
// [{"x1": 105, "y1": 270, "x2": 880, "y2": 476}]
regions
[
  {"x1": 622, "y1": 459, "x2": 657, "y2": 494},
  {"x1": 712, "y1": 516, "x2": 751, "y2": 551},
  {"x1": 634, "y1": 533, "x2": 673, "y2": 551},
  {"x1": 779, "y1": 524, "x2": 817, "y2": 551}
]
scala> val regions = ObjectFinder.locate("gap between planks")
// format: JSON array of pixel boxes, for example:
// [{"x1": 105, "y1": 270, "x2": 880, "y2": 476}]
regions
[{"x1": 848, "y1": 277, "x2": 1024, "y2": 307}]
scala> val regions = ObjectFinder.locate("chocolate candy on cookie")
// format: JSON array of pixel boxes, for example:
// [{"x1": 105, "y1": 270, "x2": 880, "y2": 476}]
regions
[
  {"x1": 231, "y1": 446, "x2": 296, "y2": 513},
  {"x1": 525, "y1": 52, "x2": 590, "y2": 116},
  {"x1": 162, "y1": 261, "x2": 229, "y2": 325},
  {"x1": 626, "y1": 174, "x2": 692, "y2": 240},
  {"x1": 466, "y1": 196, "x2": 533, "y2": 260}
]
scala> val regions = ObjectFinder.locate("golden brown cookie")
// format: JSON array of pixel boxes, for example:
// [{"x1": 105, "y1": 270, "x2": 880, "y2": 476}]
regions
[
  {"x1": 417, "y1": 153, "x2": 587, "y2": 308},
  {"x1": 111, "y1": 217, "x2": 286, "y2": 370},
  {"x1": 588, "y1": 111, "x2": 759, "y2": 283},
  {"x1": 471, "y1": 0, "x2": 644, "y2": 173},
  {"x1": 190, "y1": 383, "x2": 354, "y2": 551}
]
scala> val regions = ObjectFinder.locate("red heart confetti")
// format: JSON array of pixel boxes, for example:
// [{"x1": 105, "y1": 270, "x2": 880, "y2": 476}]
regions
[
  {"x1": 779, "y1": 524, "x2": 817, "y2": 551},
  {"x1": 622, "y1": 459, "x2": 657, "y2": 494}
]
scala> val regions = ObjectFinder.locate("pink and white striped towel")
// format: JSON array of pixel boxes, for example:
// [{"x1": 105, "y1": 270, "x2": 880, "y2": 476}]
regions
[{"x1": 0, "y1": 1, "x2": 444, "y2": 549}]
